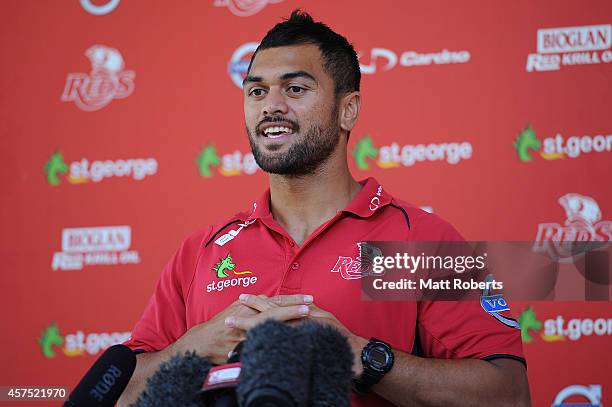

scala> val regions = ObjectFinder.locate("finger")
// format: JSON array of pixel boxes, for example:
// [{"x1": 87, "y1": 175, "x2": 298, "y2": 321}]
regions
[
  {"x1": 225, "y1": 315, "x2": 258, "y2": 331},
  {"x1": 226, "y1": 305, "x2": 310, "y2": 330},
  {"x1": 304, "y1": 303, "x2": 331, "y2": 317},
  {"x1": 262, "y1": 304, "x2": 311, "y2": 321},
  {"x1": 238, "y1": 294, "x2": 275, "y2": 312},
  {"x1": 238, "y1": 294, "x2": 314, "y2": 312},
  {"x1": 269, "y1": 294, "x2": 314, "y2": 307},
  {"x1": 235, "y1": 305, "x2": 261, "y2": 318}
]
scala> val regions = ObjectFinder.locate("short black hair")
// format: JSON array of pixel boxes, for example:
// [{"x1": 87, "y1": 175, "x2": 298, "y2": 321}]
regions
[{"x1": 247, "y1": 10, "x2": 360, "y2": 96}]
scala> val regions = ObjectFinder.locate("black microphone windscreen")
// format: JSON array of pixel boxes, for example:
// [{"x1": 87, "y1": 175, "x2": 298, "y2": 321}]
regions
[
  {"x1": 133, "y1": 350, "x2": 212, "y2": 407},
  {"x1": 297, "y1": 322, "x2": 354, "y2": 407},
  {"x1": 237, "y1": 320, "x2": 313, "y2": 407},
  {"x1": 64, "y1": 344, "x2": 136, "y2": 407}
]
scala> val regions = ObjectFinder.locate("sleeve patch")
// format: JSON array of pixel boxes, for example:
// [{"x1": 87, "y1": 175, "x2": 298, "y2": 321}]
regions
[{"x1": 480, "y1": 294, "x2": 520, "y2": 329}]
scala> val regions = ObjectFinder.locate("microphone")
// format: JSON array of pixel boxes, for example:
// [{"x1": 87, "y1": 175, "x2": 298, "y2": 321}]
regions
[
  {"x1": 133, "y1": 321, "x2": 353, "y2": 407},
  {"x1": 200, "y1": 342, "x2": 243, "y2": 407},
  {"x1": 133, "y1": 350, "x2": 213, "y2": 407},
  {"x1": 298, "y1": 322, "x2": 353, "y2": 407},
  {"x1": 64, "y1": 344, "x2": 136, "y2": 407},
  {"x1": 237, "y1": 320, "x2": 312, "y2": 407}
]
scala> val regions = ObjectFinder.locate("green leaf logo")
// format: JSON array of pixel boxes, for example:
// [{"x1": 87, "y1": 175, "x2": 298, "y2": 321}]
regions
[
  {"x1": 353, "y1": 135, "x2": 378, "y2": 170},
  {"x1": 514, "y1": 126, "x2": 542, "y2": 162},
  {"x1": 518, "y1": 306, "x2": 542, "y2": 343},
  {"x1": 44, "y1": 152, "x2": 68, "y2": 185},
  {"x1": 39, "y1": 323, "x2": 64, "y2": 358},
  {"x1": 196, "y1": 143, "x2": 221, "y2": 177}
]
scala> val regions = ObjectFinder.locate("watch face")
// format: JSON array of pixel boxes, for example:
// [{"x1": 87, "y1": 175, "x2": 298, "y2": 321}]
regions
[
  {"x1": 365, "y1": 344, "x2": 393, "y2": 373},
  {"x1": 370, "y1": 348, "x2": 387, "y2": 368}
]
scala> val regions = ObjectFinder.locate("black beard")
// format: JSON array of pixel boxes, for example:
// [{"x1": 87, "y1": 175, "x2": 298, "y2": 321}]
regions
[{"x1": 247, "y1": 109, "x2": 340, "y2": 176}]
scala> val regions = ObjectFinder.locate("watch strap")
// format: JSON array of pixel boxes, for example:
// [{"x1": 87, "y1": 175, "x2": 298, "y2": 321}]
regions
[
  {"x1": 353, "y1": 337, "x2": 393, "y2": 395},
  {"x1": 353, "y1": 367, "x2": 383, "y2": 395}
]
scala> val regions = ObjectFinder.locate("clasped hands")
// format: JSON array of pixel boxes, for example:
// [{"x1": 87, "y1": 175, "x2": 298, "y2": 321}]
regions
[{"x1": 180, "y1": 293, "x2": 365, "y2": 376}]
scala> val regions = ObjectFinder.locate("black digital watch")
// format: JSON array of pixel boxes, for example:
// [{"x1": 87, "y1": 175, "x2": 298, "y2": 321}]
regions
[{"x1": 353, "y1": 337, "x2": 395, "y2": 395}]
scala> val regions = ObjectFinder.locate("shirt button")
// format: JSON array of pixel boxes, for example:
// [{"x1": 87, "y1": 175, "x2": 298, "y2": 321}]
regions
[
  {"x1": 290, "y1": 242, "x2": 295, "y2": 247},
  {"x1": 291, "y1": 262, "x2": 300, "y2": 270}
]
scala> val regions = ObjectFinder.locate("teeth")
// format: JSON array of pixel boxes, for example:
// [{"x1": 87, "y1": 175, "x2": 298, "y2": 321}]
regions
[{"x1": 264, "y1": 126, "x2": 293, "y2": 135}]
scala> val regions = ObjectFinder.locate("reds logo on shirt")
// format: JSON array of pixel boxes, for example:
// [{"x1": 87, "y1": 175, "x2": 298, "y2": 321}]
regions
[{"x1": 330, "y1": 243, "x2": 383, "y2": 280}]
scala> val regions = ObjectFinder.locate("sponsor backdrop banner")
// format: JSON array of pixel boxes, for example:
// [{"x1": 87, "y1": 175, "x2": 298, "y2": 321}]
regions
[{"x1": 1, "y1": 0, "x2": 611, "y2": 405}]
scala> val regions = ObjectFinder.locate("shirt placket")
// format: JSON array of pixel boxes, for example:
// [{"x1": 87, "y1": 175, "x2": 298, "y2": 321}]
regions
[
  {"x1": 278, "y1": 237, "x2": 302, "y2": 294},
  {"x1": 275, "y1": 211, "x2": 345, "y2": 295}
]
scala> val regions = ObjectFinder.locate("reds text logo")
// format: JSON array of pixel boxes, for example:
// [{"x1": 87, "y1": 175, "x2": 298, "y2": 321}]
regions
[
  {"x1": 331, "y1": 243, "x2": 382, "y2": 280},
  {"x1": 533, "y1": 193, "x2": 612, "y2": 258},
  {"x1": 213, "y1": 0, "x2": 284, "y2": 17},
  {"x1": 61, "y1": 45, "x2": 135, "y2": 111}
]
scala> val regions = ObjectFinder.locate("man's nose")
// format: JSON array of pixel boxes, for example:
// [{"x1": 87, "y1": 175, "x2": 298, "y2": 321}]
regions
[{"x1": 262, "y1": 88, "x2": 288, "y2": 116}]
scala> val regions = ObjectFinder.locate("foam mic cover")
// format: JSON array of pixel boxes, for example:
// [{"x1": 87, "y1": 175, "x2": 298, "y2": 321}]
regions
[
  {"x1": 237, "y1": 320, "x2": 313, "y2": 407},
  {"x1": 297, "y1": 322, "x2": 354, "y2": 407},
  {"x1": 133, "y1": 350, "x2": 213, "y2": 407},
  {"x1": 64, "y1": 344, "x2": 136, "y2": 407},
  {"x1": 200, "y1": 342, "x2": 244, "y2": 407}
]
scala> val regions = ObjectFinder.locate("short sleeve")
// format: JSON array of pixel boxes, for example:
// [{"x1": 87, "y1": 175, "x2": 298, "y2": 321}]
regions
[
  {"x1": 416, "y1": 300, "x2": 525, "y2": 364},
  {"x1": 410, "y1": 211, "x2": 525, "y2": 365},
  {"x1": 123, "y1": 228, "x2": 210, "y2": 353}
]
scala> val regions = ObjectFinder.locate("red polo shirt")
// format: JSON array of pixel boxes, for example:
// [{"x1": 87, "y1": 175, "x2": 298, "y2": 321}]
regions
[{"x1": 125, "y1": 177, "x2": 524, "y2": 406}]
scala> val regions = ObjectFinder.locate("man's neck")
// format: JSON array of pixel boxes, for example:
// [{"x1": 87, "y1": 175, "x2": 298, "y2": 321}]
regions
[{"x1": 268, "y1": 161, "x2": 361, "y2": 246}]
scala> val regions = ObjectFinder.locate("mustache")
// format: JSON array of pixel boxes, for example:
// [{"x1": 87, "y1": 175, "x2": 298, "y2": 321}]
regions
[{"x1": 256, "y1": 116, "x2": 300, "y2": 133}]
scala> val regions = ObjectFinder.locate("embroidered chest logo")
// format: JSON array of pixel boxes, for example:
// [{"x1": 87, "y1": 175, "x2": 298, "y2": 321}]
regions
[
  {"x1": 330, "y1": 243, "x2": 383, "y2": 280},
  {"x1": 212, "y1": 254, "x2": 252, "y2": 278},
  {"x1": 207, "y1": 254, "x2": 257, "y2": 293}
]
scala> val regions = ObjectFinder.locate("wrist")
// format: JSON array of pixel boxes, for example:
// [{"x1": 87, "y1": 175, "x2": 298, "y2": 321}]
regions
[
  {"x1": 171, "y1": 326, "x2": 207, "y2": 358},
  {"x1": 349, "y1": 335, "x2": 368, "y2": 377},
  {"x1": 166, "y1": 335, "x2": 188, "y2": 358},
  {"x1": 353, "y1": 337, "x2": 395, "y2": 395}
]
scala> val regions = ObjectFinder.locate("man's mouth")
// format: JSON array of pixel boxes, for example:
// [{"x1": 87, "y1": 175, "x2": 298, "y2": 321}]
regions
[{"x1": 259, "y1": 122, "x2": 297, "y2": 139}]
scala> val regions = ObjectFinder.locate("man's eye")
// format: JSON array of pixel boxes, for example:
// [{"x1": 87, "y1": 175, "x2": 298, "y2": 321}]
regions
[
  {"x1": 288, "y1": 86, "x2": 304, "y2": 94},
  {"x1": 249, "y1": 88, "x2": 265, "y2": 97}
]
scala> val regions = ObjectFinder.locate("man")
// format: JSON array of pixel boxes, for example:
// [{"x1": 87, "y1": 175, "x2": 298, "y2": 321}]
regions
[{"x1": 119, "y1": 11, "x2": 530, "y2": 406}]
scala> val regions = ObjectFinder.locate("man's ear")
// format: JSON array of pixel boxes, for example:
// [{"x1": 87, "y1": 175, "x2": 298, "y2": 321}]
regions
[{"x1": 339, "y1": 91, "x2": 361, "y2": 132}]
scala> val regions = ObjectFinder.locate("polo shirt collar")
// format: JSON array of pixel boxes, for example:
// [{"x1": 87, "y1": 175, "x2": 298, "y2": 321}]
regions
[
  {"x1": 247, "y1": 190, "x2": 271, "y2": 221},
  {"x1": 342, "y1": 177, "x2": 393, "y2": 218},
  {"x1": 247, "y1": 177, "x2": 392, "y2": 221}
]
